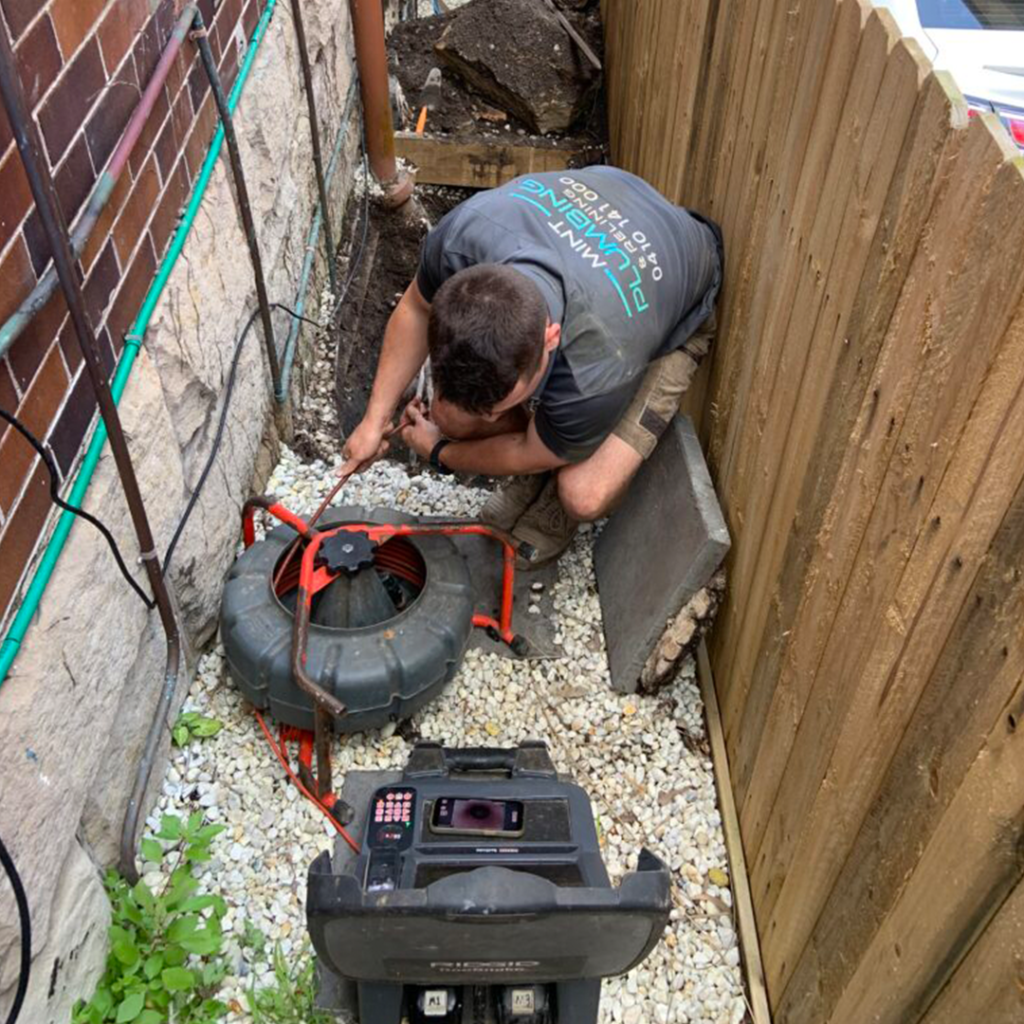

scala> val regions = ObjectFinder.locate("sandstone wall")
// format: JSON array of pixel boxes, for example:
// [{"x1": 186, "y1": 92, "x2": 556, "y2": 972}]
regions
[{"x1": 0, "y1": 3, "x2": 361, "y2": 1020}]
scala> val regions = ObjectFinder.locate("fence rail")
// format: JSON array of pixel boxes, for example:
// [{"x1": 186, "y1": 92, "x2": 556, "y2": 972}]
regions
[{"x1": 603, "y1": 1, "x2": 1024, "y2": 1020}]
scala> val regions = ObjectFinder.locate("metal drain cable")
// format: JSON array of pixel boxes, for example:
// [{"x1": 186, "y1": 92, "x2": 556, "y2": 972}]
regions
[{"x1": 254, "y1": 709, "x2": 361, "y2": 853}]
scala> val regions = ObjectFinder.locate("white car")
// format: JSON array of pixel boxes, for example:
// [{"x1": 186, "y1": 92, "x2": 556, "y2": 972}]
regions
[{"x1": 876, "y1": 0, "x2": 1024, "y2": 148}]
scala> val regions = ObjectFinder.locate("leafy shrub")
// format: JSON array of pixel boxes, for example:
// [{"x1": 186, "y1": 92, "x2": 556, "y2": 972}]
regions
[
  {"x1": 72, "y1": 812, "x2": 228, "y2": 1024},
  {"x1": 172, "y1": 712, "x2": 223, "y2": 747}
]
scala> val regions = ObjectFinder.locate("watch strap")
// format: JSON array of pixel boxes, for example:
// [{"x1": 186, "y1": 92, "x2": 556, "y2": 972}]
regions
[{"x1": 429, "y1": 438, "x2": 453, "y2": 474}]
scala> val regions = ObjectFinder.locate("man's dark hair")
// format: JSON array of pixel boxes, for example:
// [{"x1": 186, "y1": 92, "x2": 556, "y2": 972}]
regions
[{"x1": 428, "y1": 264, "x2": 547, "y2": 414}]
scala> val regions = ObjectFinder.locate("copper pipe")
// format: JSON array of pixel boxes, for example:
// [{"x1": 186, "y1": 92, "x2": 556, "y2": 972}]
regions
[
  {"x1": 0, "y1": 23, "x2": 182, "y2": 886},
  {"x1": 0, "y1": 4, "x2": 198, "y2": 356},
  {"x1": 348, "y1": 0, "x2": 414, "y2": 206}
]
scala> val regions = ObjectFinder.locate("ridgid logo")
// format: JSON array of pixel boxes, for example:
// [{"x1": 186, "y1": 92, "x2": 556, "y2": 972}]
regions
[
  {"x1": 428, "y1": 960, "x2": 541, "y2": 973},
  {"x1": 508, "y1": 177, "x2": 662, "y2": 319}
]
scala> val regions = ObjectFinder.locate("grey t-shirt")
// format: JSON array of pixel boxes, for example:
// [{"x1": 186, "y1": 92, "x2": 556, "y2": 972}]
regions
[{"x1": 417, "y1": 166, "x2": 723, "y2": 462}]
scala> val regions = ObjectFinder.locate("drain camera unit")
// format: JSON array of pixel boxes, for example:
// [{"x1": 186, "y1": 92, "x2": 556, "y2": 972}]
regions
[
  {"x1": 307, "y1": 741, "x2": 671, "y2": 1024},
  {"x1": 222, "y1": 497, "x2": 671, "y2": 1022}
]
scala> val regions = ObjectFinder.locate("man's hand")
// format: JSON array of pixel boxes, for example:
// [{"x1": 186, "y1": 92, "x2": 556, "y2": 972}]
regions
[
  {"x1": 343, "y1": 417, "x2": 391, "y2": 468},
  {"x1": 400, "y1": 399, "x2": 443, "y2": 459}
]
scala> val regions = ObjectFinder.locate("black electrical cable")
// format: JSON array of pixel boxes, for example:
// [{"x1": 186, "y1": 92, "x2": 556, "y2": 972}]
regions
[
  {"x1": 0, "y1": 408, "x2": 156, "y2": 609},
  {"x1": 163, "y1": 132, "x2": 371, "y2": 575},
  {"x1": 163, "y1": 303, "x2": 318, "y2": 573},
  {"x1": 0, "y1": 832, "x2": 30, "y2": 1024},
  {"x1": 334, "y1": 130, "x2": 371, "y2": 316}
]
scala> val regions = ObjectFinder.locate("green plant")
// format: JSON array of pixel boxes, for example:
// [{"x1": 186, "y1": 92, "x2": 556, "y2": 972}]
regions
[
  {"x1": 172, "y1": 711, "x2": 223, "y2": 747},
  {"x1": 72, "y1": 812, "x2": 229, "y2": 1024},
  {"x1": 246, "y1": 936, "x2": 333, "y2": 1024}
]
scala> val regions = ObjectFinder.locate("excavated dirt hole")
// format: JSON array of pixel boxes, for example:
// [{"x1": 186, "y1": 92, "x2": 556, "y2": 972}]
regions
[{"x1": 331, "y1": 185, "x2": 470, "y2": 442}]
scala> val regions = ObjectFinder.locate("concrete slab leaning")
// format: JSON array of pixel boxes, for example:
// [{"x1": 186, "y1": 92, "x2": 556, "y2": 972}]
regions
[{"x1": 594, "y1": 416, "x2": 730, "y2": 694}]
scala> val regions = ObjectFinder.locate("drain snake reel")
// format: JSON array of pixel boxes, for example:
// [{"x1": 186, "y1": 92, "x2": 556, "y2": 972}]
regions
[{"x1": 223, "y1": 494, "x2": 671, "y2": 1023}]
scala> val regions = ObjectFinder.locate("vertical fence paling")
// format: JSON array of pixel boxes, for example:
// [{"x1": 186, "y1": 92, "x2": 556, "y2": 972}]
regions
[{"x1": 603, "y1": 1, "x2": 1024, "y2": 1022}]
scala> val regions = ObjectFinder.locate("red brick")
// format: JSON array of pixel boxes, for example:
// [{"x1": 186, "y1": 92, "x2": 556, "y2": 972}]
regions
[
  {"x1": 0, "y1": 234, "x2": 35, "y2": 326},
  {"x1": 49, "y1": 0, "x2": 107, "y2": 61},
  {"x1": 112, "y1": 154, "x2": 159, "y2": 264},
  {"x1": 184, "y1": 93, "x2": 216, "y2": 180},
  {"x1": 0, "y1": 461, "x2": 53, "y2": 623},
  {"x1": 0, "y1": 0, "x2": 42, "y2": 41},
  {"x1": 187, "y1": 57, "x2": 209, "y2": 115},
  {"x1": 153, "y1": 83, "x2": 192, "y2": 179},
  {"x1": 85, "y1": 49, "x2": 139, "y2": 171},
  {"x1": 96, "y1": 0, "x2": 148, "y2": 75},
  {"x1": 0, "y1": 101, "x2": 12, "y2": 154},
  {"x1": 196, "y1": 0, "x2": 216, "y2": 27},
  {"x1": 38, "y1": 37, "x2": 105, "y2": 165},
  {"x1": 53, "y1": 135, "x2": 96, "y2": 226},
  {"x1": 0, "y1": 342, "x2": 67, "y2": 513},
  {"x1": 127, "y1": 80, "x2": 170, "y2": 179},
  {"x1": 0, "y1": 359, "x2": 18, "y2": 409},
  {"x1": 0, "y1": 357, "x2": 19, "y2": 446},
  {"x1": 243, "y1": 0, "x2": 259, "y2": 40},
  {"x1": 15, "y1": 12, "x2": 62, "y2": 109},
  {"x1": 0, "y1": 145, "x2": 33, "y2": 254},
  {"x1": 214, "y1": 0, "x2": 244, "y2": 39},
  {"x1": 133, "y1": 0, "x2": 176, "y2": 86},
  {"x1": 218, "y1": 33, "x2": 239, "y2": 95},
  {"x1": 81, "y1": 163, "x2": 131, "y2": 271},
  {"x1": 48, "y1": 366, "x2": 96, "y2": 475},
  {"x1": 149, "y1": 156, "x2": 189, "y2": 259},
  {"x1": 16, "y1": 286, "x2": 69, "y2": 385},
  {"x1": 83, "y1": 238, "x2": 120, "y2": 327},
  {"x1": 164, "y1": 47, "x2": 192, "y2": 102},
  {"x1": 105, "y1": 231, "x2": 155, "y2": 348}
]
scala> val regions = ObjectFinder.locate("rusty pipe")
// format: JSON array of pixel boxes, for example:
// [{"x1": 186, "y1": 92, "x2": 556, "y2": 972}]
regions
[
  {"x1": 193, "y1": 12, "x2": 282, "y2": 395},
  {"x1": 289, "y1": 0, "x2": 337, "y2": 292},
  {"x1": 0, "y1": 23, "x2": 182, "y2": 886},
  {"x1": 0, "y1": 4, "x2": 198, "y2": 357},
  {"x1": 348, "y1": 0, "x2": 413, "y2": 206}
]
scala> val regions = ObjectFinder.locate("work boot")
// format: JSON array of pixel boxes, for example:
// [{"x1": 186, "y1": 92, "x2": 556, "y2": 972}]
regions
[
  {"x1": 512, "y1": 477, "x2": 578, "y2": 570},
  {"x1": 479, "y1": 474, "x2": 548, "y2": 532}
]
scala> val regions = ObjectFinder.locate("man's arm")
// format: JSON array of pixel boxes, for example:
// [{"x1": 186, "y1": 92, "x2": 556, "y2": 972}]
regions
[
  {"x1": 343, "y1": 280, "x2": 431, "y2": 463},
  {"x1": 402, "y1": 403, "x2": 568, "y2": 476}
]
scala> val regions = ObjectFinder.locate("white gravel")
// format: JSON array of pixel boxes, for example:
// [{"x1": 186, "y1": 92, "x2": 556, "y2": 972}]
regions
[{"x1": 146, "y1": 447, "x2": 748, "y2": 1023}]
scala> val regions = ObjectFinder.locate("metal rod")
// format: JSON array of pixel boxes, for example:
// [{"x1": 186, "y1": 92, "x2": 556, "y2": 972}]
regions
[
  {"x1": 0, "y1": 19, "x2": 182, "y2": 886},
  {"x1": 192, "y1": 12, "x2": 281, "y2": 395},
  {"x1": 348, "y1": 0, "x2": 413, "y2": 206},
  {"x1": 0, "y1": 5, "x2": 198, "y2": 358},
  {"x1": 289, "y1": 0, "x2": 337, "y2": 292}
]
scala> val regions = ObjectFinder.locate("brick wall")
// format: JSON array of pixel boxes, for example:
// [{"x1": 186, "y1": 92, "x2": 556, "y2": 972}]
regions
[{"x1": 0, "y1": 0, "x2": 266, "y2": 627}]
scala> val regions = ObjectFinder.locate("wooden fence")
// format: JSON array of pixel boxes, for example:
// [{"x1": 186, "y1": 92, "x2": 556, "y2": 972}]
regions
[{"x1": 602, "y1": 1, "x2": 1024, "y2": 1021}]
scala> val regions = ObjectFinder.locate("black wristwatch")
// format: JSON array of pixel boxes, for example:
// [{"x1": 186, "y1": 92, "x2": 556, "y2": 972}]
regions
[{"x1": 429, "y1": 438, "x2": 453, "y2": 474}]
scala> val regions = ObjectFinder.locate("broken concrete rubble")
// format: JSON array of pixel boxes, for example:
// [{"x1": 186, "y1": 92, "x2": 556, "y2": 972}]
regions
[{"x1": 434, "y1": 0, "x2": 598, "y2": 135}]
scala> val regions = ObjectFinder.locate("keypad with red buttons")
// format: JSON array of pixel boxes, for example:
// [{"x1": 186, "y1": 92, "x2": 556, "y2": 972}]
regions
[{"x1": 366, "y1": 786, "x2": 417, "y2": 852}]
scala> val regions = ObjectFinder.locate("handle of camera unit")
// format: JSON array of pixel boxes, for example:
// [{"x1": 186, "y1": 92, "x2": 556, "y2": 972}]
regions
[
  {"x1": 444, "y1": 748, "x2": 519, "y2": 774},
  {"x1": 403, "y1": 742, "x2": 558, "y2": 780}
]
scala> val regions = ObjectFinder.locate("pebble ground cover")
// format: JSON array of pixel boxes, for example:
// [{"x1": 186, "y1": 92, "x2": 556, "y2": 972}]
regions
[{"x1": 145, "y1": 449, "x2": 749, "y2": 1024}]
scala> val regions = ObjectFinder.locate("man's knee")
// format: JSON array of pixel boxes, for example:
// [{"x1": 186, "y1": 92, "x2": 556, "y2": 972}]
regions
[{"x1": 557, "y1": 472, "x2": 613, "y2": 522}]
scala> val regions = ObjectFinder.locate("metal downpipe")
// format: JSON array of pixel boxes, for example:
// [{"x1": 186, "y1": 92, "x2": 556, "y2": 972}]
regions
[
  {"x1": 0, "y1": 24, "x2": 182, "y2": 886},
  {"x1": 193, "y1": 11, "x2": 281, "y2": 397},
  {"x1": 348, "y1": 0, "x2": 413, "y2": 206},
  {"x1": 290, "y1": 0, "x2": 338, "y2": 293}
]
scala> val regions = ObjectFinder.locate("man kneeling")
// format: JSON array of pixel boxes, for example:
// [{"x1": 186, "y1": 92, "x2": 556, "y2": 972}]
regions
[{"x1": 344, "y1": 166, "x2": 723, "y2": 568}]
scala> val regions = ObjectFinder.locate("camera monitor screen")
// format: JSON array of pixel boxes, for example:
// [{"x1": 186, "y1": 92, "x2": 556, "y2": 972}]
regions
[{"x1": 430, "y1": 797, "x2": 525, "y2": 837}]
